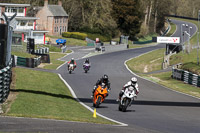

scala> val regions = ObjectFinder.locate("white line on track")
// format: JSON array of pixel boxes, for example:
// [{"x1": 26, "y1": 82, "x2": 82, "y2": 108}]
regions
[{"x1": 58, "y1": 74, "x2": 128, "y2": 126}]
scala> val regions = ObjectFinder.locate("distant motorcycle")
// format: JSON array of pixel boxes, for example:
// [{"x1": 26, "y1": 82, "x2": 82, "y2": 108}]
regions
[
  {"x1": 93, "y1": 83, "x2": 108, "y2": 108},
  {"x1": 68, "y1": 64, "x2": 75, "y2": 74},
  {"x1": 118, "y1": 86, "x2": 137, "y2": 112},
  {"x1": 83, "y1": 63, "x2": 90, "y2": 73}
]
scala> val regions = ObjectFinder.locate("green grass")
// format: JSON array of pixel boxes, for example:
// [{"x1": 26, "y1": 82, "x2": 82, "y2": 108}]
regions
[
  {"x1": 169, "y1": 49, "x2": 200, "y2": 74},
  {"x1": 41, "y1": 53, "x2": 66, "y2": 70},
  {"x1": 166, "y1": 22, "x2": 176, "y2": 37},
  {"x1": 12, "y1": 51, "x2": 36, "y2": 58},
  {"x1": 126, "y1": 49, "x2": 165, "y2": 73},
  {"x1": 47, "y1": 35, "x2": 87, "y2": 46},
  {"x1": 37, "y1": 44, "x2": 62, "y2": 52},
  {"x1": 6, "y1": 68, "x2": 115, "y2": 124},
  {"x1": 137, "y1": 33, "x2": 157, "y2": 42},
  {"x1": 143, "y1": 72, "x2": 200, "y2": 98}
]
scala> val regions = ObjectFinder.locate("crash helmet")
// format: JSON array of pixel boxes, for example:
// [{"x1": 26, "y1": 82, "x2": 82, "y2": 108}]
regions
[
  {"x1": 71, "y1": 58, "x2": 74, "y2": 63},
  {"x1": 102, "y1": 74, "x2": 108, "y2": 83},
  {"x1": 131, "y1": 77, "x2": 137, "y2": 85},
  {"x1": 86, "y1": 58, "x2": 89, "y2": 63}
]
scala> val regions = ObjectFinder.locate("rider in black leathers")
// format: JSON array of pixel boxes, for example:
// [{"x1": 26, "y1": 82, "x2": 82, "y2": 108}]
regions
[{"x1": 92, "y1": 74, "x2": 111, "y2": 97}]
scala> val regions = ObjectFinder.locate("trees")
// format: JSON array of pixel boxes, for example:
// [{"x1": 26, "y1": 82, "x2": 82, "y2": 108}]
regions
[{"x1": 112, "y1": 0, "x2": 143, "y2": 40}]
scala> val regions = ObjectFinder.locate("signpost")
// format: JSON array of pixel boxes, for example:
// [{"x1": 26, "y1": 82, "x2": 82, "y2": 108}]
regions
[{"x1": 156, "y1": 37, "x2": 180, "y2": 44}]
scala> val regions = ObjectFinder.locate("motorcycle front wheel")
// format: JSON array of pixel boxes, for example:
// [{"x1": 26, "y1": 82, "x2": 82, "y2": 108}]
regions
[
  {"x1": 122, "y1": 99, "x2": 130, "y2": 112},
  {"x1": 95, "y1": 96, "x2": 101, "y2": 108}
]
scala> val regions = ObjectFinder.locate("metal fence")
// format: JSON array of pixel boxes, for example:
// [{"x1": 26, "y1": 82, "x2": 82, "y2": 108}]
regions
[
  {"x1": 0, "y1": 59, "x2": 12, "y2": 103},
  {"x1": 172, "y1": 67, "x2": 200, "y2": 87}
]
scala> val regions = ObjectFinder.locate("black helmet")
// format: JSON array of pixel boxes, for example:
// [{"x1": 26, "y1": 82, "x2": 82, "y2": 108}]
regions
[
  {"x1": 86, "y1": 58, "x2": 89, "y2": 62},
  {"x1": 102, "y1": 74, "x2": 108, "y2": 83}
]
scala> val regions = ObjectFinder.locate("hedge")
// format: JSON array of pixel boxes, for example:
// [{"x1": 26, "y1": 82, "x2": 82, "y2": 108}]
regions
[{"x1": 62, "y1": 32, "x2": 87, "y2": 40}]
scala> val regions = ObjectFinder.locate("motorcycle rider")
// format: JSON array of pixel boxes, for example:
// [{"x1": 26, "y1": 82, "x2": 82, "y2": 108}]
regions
[
  {"x1": 118, "y1": 77, "x2": 139, "y2": 101},
  {"x1": 83, "y1": 58, "x2": 90, "y2": 68},
  {"x1": 67, "y1": 58, "x2": 77, "y2": 70},
  {"x1": 92, "y1": 74, "x2": 111, "y2": 97}
]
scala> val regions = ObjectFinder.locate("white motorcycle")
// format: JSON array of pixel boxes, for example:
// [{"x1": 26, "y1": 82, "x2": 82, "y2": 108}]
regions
[
  {"x1": 68, "y1": 64, "x2": 75, "y2": 74},
  {"x1": 118, "y1": 86, "x2": 137, "y2": 112},
  {"x1": 83, "y1": 63, "x2": 90, "y2": 73}
]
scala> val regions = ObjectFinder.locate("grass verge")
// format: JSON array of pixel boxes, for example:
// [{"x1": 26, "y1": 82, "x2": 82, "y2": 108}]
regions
[
  {"x1": 143, "y1": 72, "x2": 200, "y2": 98},
  {"x1": 166, "y1": 22, "x2": 176, "y2": 37},
  {"x1": 126, "y1": 49, "x2": 165, "y2": 73},
  {"x1": 47, "y1": 35, "x2": 87, "y2": 46},
  {"x1": 4, "y1": 68, "x2": 115, "y2": 124},
  {"x1": 126, "y1": 48, "x2": 200, "y2": 98},
  {"x1": 40, "y1": 53, "x2": 67, "y2": 70}
]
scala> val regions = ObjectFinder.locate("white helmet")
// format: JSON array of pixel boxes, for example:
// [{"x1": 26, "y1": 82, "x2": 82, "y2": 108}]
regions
[{"x1": 131, "y1": 77, "x2": 137, "y2": 84}]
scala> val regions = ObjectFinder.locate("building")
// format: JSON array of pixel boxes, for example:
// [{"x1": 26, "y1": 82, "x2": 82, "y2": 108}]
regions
[
  {"x1": 0, "y1": 3, "x2": 48, "y2": 44},
  {"x1": 36, "y1": 0, "x2": 68, "y2": 36}
]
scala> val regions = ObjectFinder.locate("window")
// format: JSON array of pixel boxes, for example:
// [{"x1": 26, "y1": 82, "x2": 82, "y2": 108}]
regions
[
  {"x1": 20, "y1": 21, "x2": 26, "y2": 26},
  {"x1": 60, "y1": 18, "x2": 62, "y2": 23},
  {"x1": 18, "y1": 8, "x2": 24, "y2": 13},
  {"x1": 11, "y1": 8, "x2": 17, "y2": 13},
  {"x1": 5, "y1": 7, "x2": 10, "y2": 13},
  {"x1": 65, "y1": 26, "x2": 66, "y2": 32},
  {"x1": 28, "y1": 21, "x2": 33, "y2": 26},
  {"x1": 54, "y1": 27, "x2": 56, "y2": 32},
  {"x1": 55, "y1": 18, "x2": 56, "y2": 23},
  {"x1": 57, "y1": 27, "x2": 58, "y2": 32}
]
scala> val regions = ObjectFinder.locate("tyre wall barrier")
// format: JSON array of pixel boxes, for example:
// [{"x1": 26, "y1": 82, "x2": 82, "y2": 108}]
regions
[
  {"x1": 14, "y1": 55, "x2": 41, "y2": 68},
  {"x1": 0, "y1": 59, "x2": 12, "y2": 103},
  {"x1": 172, "y1": 68, "x2": 200, "y2": 87},
  {"x1": 34, "y1": 54, "x2": 50, "y2": 63},
  {"x1": 35, "y1": 47, "x2": 49, "y2": 54}
]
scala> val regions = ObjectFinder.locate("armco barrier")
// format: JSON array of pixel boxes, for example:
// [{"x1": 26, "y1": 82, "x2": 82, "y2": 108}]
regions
[
  {"x1": 0, "y1": 59, "x2": 12, "y2": 103},
  {"x1": 172, "y1": 67, "x2": 200, "y2": 87}
]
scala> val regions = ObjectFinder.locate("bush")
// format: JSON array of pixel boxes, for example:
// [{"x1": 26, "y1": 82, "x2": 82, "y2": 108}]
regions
[{"x1": 62, "y1": 32, "x2": 87, "y2": 40}]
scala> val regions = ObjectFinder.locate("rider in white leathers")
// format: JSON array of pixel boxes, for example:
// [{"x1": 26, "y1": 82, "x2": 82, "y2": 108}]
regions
[{"x1": 118, "y1": 77, "x2": 139, "y2": 101}]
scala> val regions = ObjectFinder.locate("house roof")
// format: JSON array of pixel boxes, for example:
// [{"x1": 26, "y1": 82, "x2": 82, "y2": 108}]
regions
[
  {"x1": 47, "y1": 5, "x2": 68, "y2": 17},
  {"x1": 0, "y1": 3, "x2": 30, "y2": 7}
]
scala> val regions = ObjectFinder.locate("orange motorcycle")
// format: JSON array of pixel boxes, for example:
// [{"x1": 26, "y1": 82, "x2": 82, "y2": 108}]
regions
[{"x1": 93, "y1": 84, "x2": 108, "y2": 108}]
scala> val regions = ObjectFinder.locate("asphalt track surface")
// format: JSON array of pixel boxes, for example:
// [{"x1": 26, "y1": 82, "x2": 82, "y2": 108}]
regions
[{"x1": 0, "y1": 19, "x2": 199, "y2": 133}]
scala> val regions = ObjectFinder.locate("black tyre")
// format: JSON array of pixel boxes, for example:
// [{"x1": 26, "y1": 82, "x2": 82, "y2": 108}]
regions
[
  {"x1": 95, "y1": 96, "x2": 101, "y2": 108},
  {"x1": 69, "y1": 70, "x2": 71, "y2": 74},
  {"x1": 118, "y1": 104, "x2": 122, "y2": 111},
  {"x1": 85, "y1": 70, "x2": 88, "y2": 73},
  {"x1": 122, "y1": 99, "x2": 129, "y2": 112}
]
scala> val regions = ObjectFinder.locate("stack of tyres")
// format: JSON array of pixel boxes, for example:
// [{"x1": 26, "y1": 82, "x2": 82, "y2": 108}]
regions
[{"x1": 0, "y1": 61, "x2": 12, "y2": 103}]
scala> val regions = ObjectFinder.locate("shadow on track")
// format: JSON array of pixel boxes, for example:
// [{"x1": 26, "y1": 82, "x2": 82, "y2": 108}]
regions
[
  {"x1": 78, "y1": 98, "x2": 200, "y2": 107},
  {"x1": 10, "y1": 89, "x2": 76, "y2": 101}
]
